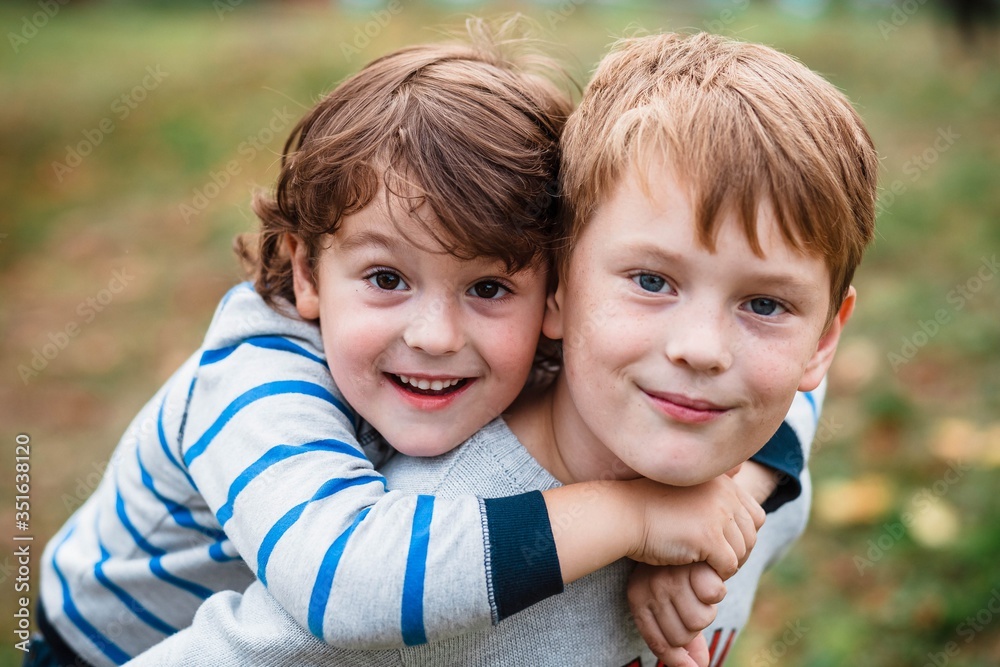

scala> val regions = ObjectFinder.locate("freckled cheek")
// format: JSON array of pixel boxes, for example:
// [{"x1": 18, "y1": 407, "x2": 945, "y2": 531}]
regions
[{"x1": 742, "y1": 348, "x2": 802, "y2": 406}]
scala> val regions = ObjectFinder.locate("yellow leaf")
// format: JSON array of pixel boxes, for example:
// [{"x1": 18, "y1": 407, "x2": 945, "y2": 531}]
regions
[
  {"x1": 815, "y1": 474, "x2": 894, "y2": 526},
  {"x1": 909, "y1": 500, "x2": 960, "y2": 548}
]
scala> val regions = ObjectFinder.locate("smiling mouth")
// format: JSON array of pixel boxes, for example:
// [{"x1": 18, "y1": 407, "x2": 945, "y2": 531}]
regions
[
  {"x1": 389, "y1": 374, "x2": 469, "y2": 396},
  {"x1": 642, "y1": 389, "x2": 731, "y2": 424}
]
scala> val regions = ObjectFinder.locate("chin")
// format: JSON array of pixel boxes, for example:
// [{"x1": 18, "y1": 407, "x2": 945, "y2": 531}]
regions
[
  {"x1": 634, "y1": 455, "x2": 733, "y2": 487},
  {"x1": 389, "y1": 428, "x2": 470, "y2": 458}
]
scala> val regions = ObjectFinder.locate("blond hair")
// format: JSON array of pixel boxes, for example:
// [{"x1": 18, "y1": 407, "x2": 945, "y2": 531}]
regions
[{"x1": 561, "y1": 32, "x2": 878, "y2": 320}]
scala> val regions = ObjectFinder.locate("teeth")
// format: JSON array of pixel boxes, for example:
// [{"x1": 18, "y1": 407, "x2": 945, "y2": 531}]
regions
[{"x1": 397, "y1": 375, "x2": 462, "y2": 391}]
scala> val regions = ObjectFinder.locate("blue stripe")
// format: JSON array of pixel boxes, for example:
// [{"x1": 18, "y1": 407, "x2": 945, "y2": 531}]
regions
[
  {"x1": 217, "y1": 439, "x2": 368, "y2": 526},
  {"x1": 115, "y1": 490, "x2": 165, "y2": 557},
  {"x1": 149, "y1": 556, "x2": 214, "y2": 601},
  {"x1": 183, "y1": 380, "x2": 352, "y2": 466},
  {"x1": 803, "y1": 390, "x2": 818, "y2": 420},
  {"x1": 401, "y1": 495, "x2": 434, "y2": 645},
  {"x1": 200, "y1": 336, "x2": 326, "y2": 368},
  {"x1": 157, "y1": 395, "x2": 197, "y2": 490},
  {"x1": 114, "y1": 487, "x2": 218, "y2": 600},
  {"x1": 136, "y1": 448, "x2": 226, "y2": 541},
  {"x1": 208, "y1": 540, "x2": 240, "y2": 562},
  {"x1": 51, "y1": 527, "x2": 132, "y2": 665},
  {"x1": 247, "y1": 336, "x2": 326, "y2": 364},
  {"x1": 200, "y1": 344, "x2": 239, "y2": 366},
  {"x1": 257, "y1": 475, "x2": 385, "y2": 587},
  {"x1": 94, "y1": 527, "x2": 178, "y2": 636},
  {"x1": 307, "y1": 507, "x2": 372, "y2": 639}
]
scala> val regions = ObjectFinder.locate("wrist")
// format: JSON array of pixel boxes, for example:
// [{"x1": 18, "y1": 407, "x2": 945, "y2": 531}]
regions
[
  {"x1": 541, "y1": 480, "x2": 641, "y2": 583},
  {"x1": 734, "y1": 461, "x2": 779, "y2": 505}
]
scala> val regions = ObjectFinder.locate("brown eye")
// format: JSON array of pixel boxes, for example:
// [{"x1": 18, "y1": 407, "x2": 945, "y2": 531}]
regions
[
  {"x1": 470, "y1": 281, "x2": 509, "y2": 299},
  {"x1": 367, "y1": 271, "x2": 404, "y2": 291}
]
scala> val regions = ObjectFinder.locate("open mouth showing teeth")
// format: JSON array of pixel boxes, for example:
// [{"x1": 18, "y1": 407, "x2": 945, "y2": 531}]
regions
[{"x1": 391, "y1": 374, "x2": 468, "y2": 396}]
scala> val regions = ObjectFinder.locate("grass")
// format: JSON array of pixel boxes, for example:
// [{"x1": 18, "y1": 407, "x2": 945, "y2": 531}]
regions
[{"x1": 1, "y1": 2, "x2": 998, "y2": 665}]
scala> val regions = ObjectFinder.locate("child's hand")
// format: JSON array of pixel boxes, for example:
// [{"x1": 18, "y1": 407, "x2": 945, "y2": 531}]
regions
[
  {"x1": 628, "y1": 562, "x2": 725, "y2": 667},
  {"x1": 731, "y1": 459, "x2": 781, "y2": 504},
  {"x1": 625, "y1": 475, "x2": 765, "y2": 579}
]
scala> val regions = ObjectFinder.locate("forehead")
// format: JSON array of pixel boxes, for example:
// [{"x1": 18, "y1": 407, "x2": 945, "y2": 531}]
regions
[
  {"x1": 330, "y1": 191, "x2": 443, "y2": 253},
  {"x1": 579, "y1": 164, "x2": 830, "y2": 285}
]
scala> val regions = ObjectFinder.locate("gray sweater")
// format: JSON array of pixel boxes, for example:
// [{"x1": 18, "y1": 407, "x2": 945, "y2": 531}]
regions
[{"x1": 127, "y1": 416, "x2": 813, "y2": 666}]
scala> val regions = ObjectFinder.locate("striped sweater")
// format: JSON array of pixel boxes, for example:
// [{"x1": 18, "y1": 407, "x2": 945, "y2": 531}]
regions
[
  {"x1": 124, "y1": 405, "x2": 817, "y2": 667},
  {"x1": 39, "y1": 283, "x2": 562, "y2": 666}
]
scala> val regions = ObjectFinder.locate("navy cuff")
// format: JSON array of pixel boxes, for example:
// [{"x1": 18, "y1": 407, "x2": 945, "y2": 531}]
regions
[
  {"x1": 482, "y1": 490, "x2": 563, "y2": 620},
  {"x1": 750, "y1": 421, "x2": 804, "y2": 513}
]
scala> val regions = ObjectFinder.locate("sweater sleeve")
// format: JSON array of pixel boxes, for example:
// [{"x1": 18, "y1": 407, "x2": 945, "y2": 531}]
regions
[
  {"x1": 181, "y1": 286, "x2": 561, "y2": 648},
  {"x1": 749, "y1": 380, "x2": 824, "y2": 513}
]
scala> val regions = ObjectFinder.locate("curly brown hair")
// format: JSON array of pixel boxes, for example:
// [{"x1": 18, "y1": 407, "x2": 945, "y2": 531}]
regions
[{"x1": 235, "y1": 17, "x2": 573, "y2": 314}]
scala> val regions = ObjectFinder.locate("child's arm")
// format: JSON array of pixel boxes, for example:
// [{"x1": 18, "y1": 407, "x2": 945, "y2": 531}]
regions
[
  {"x1": 627, "y1": 386, "x2": 824, "y2": 665},
  {"x1": 180, "y1": 286, "x2": 758, "y2": 648},
  {"x1": 123, "y1": 471, "x2": 764, "y2": 666}
]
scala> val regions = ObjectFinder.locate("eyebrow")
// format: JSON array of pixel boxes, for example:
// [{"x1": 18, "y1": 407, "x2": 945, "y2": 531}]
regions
[
  {"x1": 617, "y1": 243, "x2": 821, "y2": 296},
  {"x1": 335, "y1": 230, "x2": 400, "y2": 254},
  {"x1": 613, "y1": 243, "x2": 691, "y2": 269}
]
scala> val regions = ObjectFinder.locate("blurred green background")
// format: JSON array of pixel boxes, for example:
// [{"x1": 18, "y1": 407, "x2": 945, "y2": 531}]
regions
[{"x1": 1, "y1": 0, "x2": 999, "y2": 665}]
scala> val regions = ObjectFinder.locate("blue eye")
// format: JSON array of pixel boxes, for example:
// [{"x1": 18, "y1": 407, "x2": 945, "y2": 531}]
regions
[
  {"x1": 469, "y1": 281, "x2": 510, "y2": 299},
  {"x1": 747, "y1": 298, "x2": 786, "y2": 316},
  {"x1": 632, "y1": 273, "x2": 668, "y2": 293},
  {"x1": 367, "y1": 271, "x2": 407, "y2": 291}
]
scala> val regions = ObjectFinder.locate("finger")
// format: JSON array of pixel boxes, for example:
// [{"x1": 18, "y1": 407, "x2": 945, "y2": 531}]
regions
[
  {"x1": 705, "y1": 539, "x2": 739, "y2": 581},
  {"x1": 663, "y1": 571, "x2": 717, "y2": 636},
  {"x1": 653, "y1": 596, "x2": 701, "y2": 648},
  {"x1": 722, "y1": 514, "x2": 749, "y2": 569},
  {"x1": 634, "y1": 605, "x2": 698, "y2": 667},
  {"x1": 654, "y1": 644, "x2": 700, "y2": 667},
  {"x1": 633, "y1": 604, "x2": 671, "y2": 658},
  {"x1": 737, "y1": 484, "x2": 766, "y2": 530},
  {"x1": 725, "y1": 463, "x2": 742, "y2": 478},
  {"x1": 689, "y1": 563, "x2": 726, "y2": 605},
  {"x1": 684, "y1": 633, "x2": 711, "y2": 667},
  {"x1": 732, "y1": 504, "x2": 757, "y2": 564},
  {"x1": 750, "y1": 496, "x2": 766, "y2": 530}
]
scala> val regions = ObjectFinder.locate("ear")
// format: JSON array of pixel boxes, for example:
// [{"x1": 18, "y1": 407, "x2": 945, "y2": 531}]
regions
[
  {"x1": 799, "y1": 286, "x2": 856, "y2": 391},
  {"x1": 287, "y1": 233, "x2": 320, "y2": 321},
  {"x1": 541, "y1": 278, "x2": 566, "y2": 341}
]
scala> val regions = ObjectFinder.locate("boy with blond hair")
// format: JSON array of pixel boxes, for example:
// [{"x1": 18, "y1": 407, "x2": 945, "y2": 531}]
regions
[{"x1": 125, "y1": 30, "x2": 877, "y2": 667}]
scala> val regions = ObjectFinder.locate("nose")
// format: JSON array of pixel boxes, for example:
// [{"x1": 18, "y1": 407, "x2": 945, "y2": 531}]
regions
[
  {"x1": 402, "y1": 294, "x2": 465, "y2": 356},
  {"x1": 664, "y1": 302, "x2": 733, "y2": 374}
]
